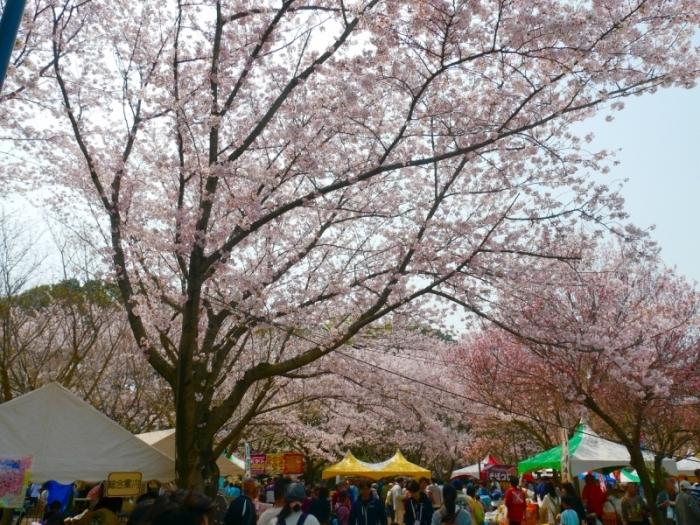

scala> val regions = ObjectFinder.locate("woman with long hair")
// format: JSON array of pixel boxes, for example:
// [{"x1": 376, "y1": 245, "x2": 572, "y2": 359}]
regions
[
  {"x1": 430, "y1": 485, "x2": 471, "y2": 525},
  {"x1": 560, "y1": 483, "x2": 585, "y2": 525},
  {"x1": 539, "y1": 483, "x2": 560, "y2": 525}
]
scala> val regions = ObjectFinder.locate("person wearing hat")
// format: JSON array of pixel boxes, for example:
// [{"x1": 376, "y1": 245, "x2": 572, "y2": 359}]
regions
[
  {"x1": 676, "y1": 481, "x2": 700, "y2": 525},
  {"x1": 276, "y1": 483, "x2": 321, "y2": 525},
  {"x1": 349, "y1": 480, "x2": 387, "y2": 525}
]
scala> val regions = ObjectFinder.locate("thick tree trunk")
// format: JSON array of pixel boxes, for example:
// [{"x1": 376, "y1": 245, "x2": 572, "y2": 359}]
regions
[
  {"x1": 174, "y1": 391, "x2": 221, "y2": 497},
  {"x1": 174, "y1": 317, "x2": 221, "y2": 497},
  {"x1": 652, "y1": 455, "x2": 670, "y2": 525},
  {"x1": 628, "y1": 447, "x2": 662, "y2": 525},
  {"x1": 175, "y1": 300, "x2": 202, "y2": 491},
  {"x1": 582, "y1": 398, "x2": 662, "y2": 525},
  {"x1": 174, "y1": 384, "x2": 200, "y2": 490},
  {"x1": 1, "y1": 312, "x2": 12, "y2": 402}
]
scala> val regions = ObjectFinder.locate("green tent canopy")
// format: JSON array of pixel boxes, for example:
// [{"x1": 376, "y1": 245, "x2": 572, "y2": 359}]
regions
[{"x1": 517, "y1": 425, "x2": 584, "y2": 475}]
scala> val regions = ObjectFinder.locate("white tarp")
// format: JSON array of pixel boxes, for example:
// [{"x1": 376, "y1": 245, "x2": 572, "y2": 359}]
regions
[
  {"x1": 0, "y1": 383, "x2": 174, "y2": 483},
  {"x1": 677, "y1": 456, "x2": 700, "y2": 476},
  {"x1": 137, "y1": 429, "x2": 245, "y2": 477},
  {"x1": 571, "y1": 424, "x2": 678, "y2": 476}
]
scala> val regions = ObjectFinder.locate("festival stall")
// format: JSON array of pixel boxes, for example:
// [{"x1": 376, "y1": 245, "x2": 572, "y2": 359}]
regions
[
  {"x1": 0, "y1": 383, "x2": 174, "y2": 483},
  {"x1": 451, "y1": 454, "x2": 499, "y2": 479},
  {"x1": 137, "y1": 429, "x2": 245, "y2": 477},
  {"x1": 518, "y1": 424, "x2": 678, "y2": 477},
  {"x1": 322, "y1": 450, "x2": 431, "y2": 480},
  {"x1": 321, "y1": 452, "x2": 383, "y2": 480},
  {"x1": 373, "y1": 450, "x2": 432, "y2": 479}
]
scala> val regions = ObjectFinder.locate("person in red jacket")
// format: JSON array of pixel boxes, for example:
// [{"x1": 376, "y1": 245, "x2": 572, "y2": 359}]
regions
[
  {"x1": 582, "y1": 474, "x2": 607, "y2": 519},
  {"x1": 505, "y1": 477, "x2": 527, "y2": 525}
]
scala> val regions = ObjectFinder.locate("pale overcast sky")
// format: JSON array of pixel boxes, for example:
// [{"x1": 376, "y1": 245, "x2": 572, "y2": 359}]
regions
[{"x1": 580, "y1": 86, "x2": 700, "y2": 284}]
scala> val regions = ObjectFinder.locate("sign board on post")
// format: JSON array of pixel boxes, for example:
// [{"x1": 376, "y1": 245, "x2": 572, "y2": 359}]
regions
[
  {"x1": 106, "y1": 472, "x2": 143, "y2": 498},
  {"x1": 560, "y1": 428, "x2": 570, "y2": 483},
  {"x1": 250, "y1": 454, "x2": 268, "y2": 477},
  {"x1": 244, "y1": 442, "x2": 252, "y2": 477},
  {"x1": 485, "y1": 465, "x2": 516, "y2": 481},
  {"x1": 0, "y1": 456, "x2": 32, "y2": 509}
]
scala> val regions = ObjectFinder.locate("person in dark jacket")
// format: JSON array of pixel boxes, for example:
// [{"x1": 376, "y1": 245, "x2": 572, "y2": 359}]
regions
[
  {"x1": 225, "y1": 479, "x2": 258, "y2": 525},
  {"x1": 404, "y1": 480, "x2": 433, "y2": 525},
  {"x1": 310, "y1": 487, "x2": 332, "y2": 525},
  {"x1": 349, "y1": 480, "x2": 388, "y2": 525}
]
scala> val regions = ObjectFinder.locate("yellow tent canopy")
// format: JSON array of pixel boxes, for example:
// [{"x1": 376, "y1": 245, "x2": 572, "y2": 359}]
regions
[
  {"x1": 321, "y1": 450, "x2": 431, "y2": 481},
  {"x1": 374, "y1": 450, "x2": 431, "y2": 479},
  {"x1": 322, "y1": 452, "x2": 380, "y2": 480}
]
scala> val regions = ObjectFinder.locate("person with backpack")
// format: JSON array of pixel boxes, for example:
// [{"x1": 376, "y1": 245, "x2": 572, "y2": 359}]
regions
[
  {"x1": 277, "y1": 483, "x2": 321, "y2": 525},
  {"x1": 349, "y1": 480, "x2": 388, "y2": 525},
  {"x1": 431, "y1": 485, "x2": 471, "y2": 525}
]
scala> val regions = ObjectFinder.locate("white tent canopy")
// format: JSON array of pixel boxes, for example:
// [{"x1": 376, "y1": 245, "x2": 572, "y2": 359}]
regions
[
  {"x1": 676, "y1": 456, "x2": 700, "y2": 476},
  {"x1": 450, "y1": 455, "x2": 500, "y2": 479},
  {"x1": 137, "y1": 429, "x2": 245, "y2": 477},
  {"x1": 0, "y1": 383, "x2": 174, "y2": 483},
  {"x1": 570, "y1": 425, "x2": 678, "y2": 476}
]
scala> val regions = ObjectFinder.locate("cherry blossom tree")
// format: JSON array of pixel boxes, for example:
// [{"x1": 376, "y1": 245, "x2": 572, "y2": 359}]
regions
[
  {"x1": 0, "y1": 209, "x2": 43, "y2": 400},
  {"x1": 453, "y1": 328, "x2": 582, "y2": 462},
  {"x1": 453, "y1": 244, "x2": 700, "y2": 524},
  {"x1": 1, "y1": 0, "x2": 698, "y2": 492},
  {"x1": 0, "y1": 277, "x2": 174, "y2": 429},
  {"x1": 224, "y1": 322, "x2": 469, "y2": 479}
]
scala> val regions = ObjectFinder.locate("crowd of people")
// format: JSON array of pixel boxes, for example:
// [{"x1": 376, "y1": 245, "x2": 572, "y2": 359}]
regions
[
  {"x1": 11, "y1": 468, "x2": 700, "y2": 525},
  {"x1": 215, "y1": 473, "x2": 700, "y2": 525},
  {"x1": 526, "y1": 473, "x2": 700, "y2": 525}
]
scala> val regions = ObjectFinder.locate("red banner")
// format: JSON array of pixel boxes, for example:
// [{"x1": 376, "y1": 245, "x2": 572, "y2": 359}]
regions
[{"x1": 283, "y1": 452, "x2": 305, "y2": 475}]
